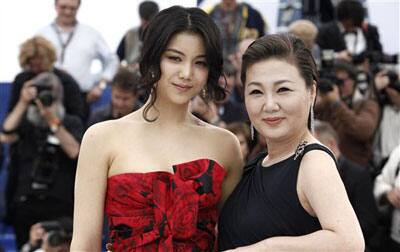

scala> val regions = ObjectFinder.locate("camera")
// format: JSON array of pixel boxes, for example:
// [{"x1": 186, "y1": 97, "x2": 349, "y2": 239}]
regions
[
  {"x1": 386, "y1": 70, "x2": 400, "y2": 92},
  {"x1": 41, "y1": 221, "x2": 61, "y2": 232},
  {"x1": 33, "y1": 84, "x2": 55, "y2": 107},
  {"x1": 30, "y1": 72, "x2": 60, "y2": 107},
  {"x1": 318, "y1": 71, "x2": 344, "y2": 94},
  {"x1": 40, "y1": 220, "x2": 72, "y2": 248}
]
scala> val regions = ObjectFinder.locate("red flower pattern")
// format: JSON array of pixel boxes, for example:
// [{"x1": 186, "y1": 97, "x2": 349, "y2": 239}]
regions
[{"x1": 105, "y1": 159, "x2": 226, "y2": 252}]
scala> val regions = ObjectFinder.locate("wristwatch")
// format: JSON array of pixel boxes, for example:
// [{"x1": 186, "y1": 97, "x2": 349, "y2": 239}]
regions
[{"x1": 49, "y1": 117, "x2": 61, "y2": 133}]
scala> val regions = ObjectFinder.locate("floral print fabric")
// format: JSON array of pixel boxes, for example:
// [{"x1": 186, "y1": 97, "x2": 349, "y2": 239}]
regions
[{"x1": 105, "y1": 159, "x2": 226, "y2": 251}]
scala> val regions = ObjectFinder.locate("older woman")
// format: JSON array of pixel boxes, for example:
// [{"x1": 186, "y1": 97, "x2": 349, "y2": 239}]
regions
[{"x1": 218, "y1": 34, "x2": 364, "y2": 251}]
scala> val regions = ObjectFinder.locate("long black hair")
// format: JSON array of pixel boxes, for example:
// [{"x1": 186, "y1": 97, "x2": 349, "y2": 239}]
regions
[{"x1": 139, "y1": 6, "x2": 226, "y2": 122}]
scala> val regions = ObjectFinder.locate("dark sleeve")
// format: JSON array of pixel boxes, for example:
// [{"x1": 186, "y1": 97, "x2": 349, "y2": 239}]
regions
[
  {"x1": 347, "y1": 165, "x2": 379, "y2": 240},
  {"x1": 63, "y1": 115, "x2": 84, "y2": 143},
  {"x1": 316, "y1": 25, "x2": 329, "y2": 50},
  {"x1": 116, "y1": 35, "x2": 126, "y2": 61},
  {"x1": 7, "y1": 72, "x2": 32, "y2": 112},
  {"x1": 56, "y1": 69, "x2": 85, "y2": 121},
  {"x1": 247, "y1": 6, "x2": 265, "y2": 37},
  {"x1": 316, "y1": 23, "x2": 346, "y2": 52},
  {"x1": 365, "y1": 24, "x2": 383, "y2": 53}
]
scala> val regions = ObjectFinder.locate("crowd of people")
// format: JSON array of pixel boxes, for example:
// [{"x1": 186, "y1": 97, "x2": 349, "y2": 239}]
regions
[{"x1": 0, "y1": 0, "x2": 399, "y2": 251}]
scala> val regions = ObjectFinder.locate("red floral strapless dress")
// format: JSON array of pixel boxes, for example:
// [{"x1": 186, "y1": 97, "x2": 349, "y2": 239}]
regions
[{"x1": 105, "y1": 159, "x2": 226, "y2": 252}]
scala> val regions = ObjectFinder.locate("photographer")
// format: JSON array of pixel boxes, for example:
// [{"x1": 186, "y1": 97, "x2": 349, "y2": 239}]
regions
[
  {"x1": 372, "y1": 69, "x2": 400, "y2": 171},
  {"x1": 8, "y1": 36, "x2": 84, "y2": 121},
  {"x1": 1, "y1": 72, "x2": 83, "y2": 249},
  {"x1": 21, "y1": 217, "x2": 72, "y2": 252},
  {"x1": 315, "y1": 60, "x2": 380, "y2": 168},
  {"x1": 316, "y1": 0, "x2": 383, "y2": 64}
]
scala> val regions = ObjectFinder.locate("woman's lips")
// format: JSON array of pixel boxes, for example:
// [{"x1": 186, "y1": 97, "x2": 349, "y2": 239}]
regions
[
  {"x1": 173, "y1": 83, "x2": 192, "y2": 91},
  {"x1": 262, "y1": 117, "x2": 284, "y2": 126}
]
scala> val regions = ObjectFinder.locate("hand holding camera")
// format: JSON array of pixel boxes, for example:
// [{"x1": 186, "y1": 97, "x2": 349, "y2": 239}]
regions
[
  {"x1": 34, "y1": 98, "x2": 61, "y2": 131},
  {"x1": 318, "y1": 84, "x2": 341, "y2": 106},
  {"x1": 19, "y1": 80, "x2": 38, "y2": 105}
]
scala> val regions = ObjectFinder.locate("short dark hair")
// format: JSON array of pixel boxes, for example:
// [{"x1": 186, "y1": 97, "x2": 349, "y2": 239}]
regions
[
  {"x1": 334, "y1": 60, "x2": 357, "y2": 81},
  {"x1": 139, "y1": 1, "x2": 159, "y2": 21},
  {"x1": 336, "y1": 0, "x2": 365, "y2": 27},
  {"x1": 112, "y1": 67, "x2": 140, "y2": 95},
  {"x1": 241, "y1": 33, "x2": 318, "y2": 131},
  {"x1": 139, "y1": 6, "x2": 226, "y2": 121},
  {"x1": 241, "y1": 33, "x2": 317, "y2": 88}
]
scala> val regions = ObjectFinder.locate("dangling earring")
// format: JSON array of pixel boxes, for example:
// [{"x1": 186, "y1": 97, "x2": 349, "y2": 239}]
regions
[
  {"x1": 250, "y1": 124, "x2": 255, "y2": 141},
  {"x1": 310, "y1": 105, "x2": 315, "y2": 134},
  {"x1": 150, "y1": 71, "x2": 155, "y2": 79},
  {"x1": 200, "y1": 88, "x2": 207, "y2": 99}
]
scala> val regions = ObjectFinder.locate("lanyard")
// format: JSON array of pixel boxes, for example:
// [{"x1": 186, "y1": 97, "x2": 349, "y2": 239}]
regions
[{"x1": 51, "y1": 23, "x2": 76, "y2": 65}]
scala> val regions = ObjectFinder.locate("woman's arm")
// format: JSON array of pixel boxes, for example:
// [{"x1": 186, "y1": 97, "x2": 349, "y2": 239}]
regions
[
  {"x1": 70, "y1": 124, "x2": 110, "y2": 251},
  {"x1": 218, "y1": 129, "x2": 244, "y2": 208},
  {"x1": 226, "y1": 150, "x2": 364, "y2": 252}
]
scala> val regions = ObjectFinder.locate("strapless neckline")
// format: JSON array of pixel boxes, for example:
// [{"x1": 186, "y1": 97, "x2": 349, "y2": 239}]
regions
[
  {"x1": 105, "y1": 158, "x2": 226, "y2": 251},
  {"x1": 107, "y1": 158, "x2": 225, "y2": 180}
]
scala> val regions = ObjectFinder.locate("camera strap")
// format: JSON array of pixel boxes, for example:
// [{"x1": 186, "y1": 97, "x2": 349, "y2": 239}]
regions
[{"x1": 51, "y1": 22, "x2": 76, "y2": 65}]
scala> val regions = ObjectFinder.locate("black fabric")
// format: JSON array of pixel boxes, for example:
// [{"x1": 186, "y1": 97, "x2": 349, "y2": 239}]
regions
[
  {"x1": 4, "y1": 114, "x2": 83, "y2": 242},
  {"x1": 218, "y1": 143, "x2": 336, "y2": 250},
  {"x1": 11, "y1": 195, "x2": 73, "y2": 249},
  {"x1": 10, "y1": 115, "x2": 82, "y2": 202},
  {"x1": 8, "y1": 68, "x2": 84, "y2": 120}
]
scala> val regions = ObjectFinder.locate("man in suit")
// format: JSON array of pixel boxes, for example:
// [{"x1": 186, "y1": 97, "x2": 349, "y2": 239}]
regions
[{"x1": 316, "y1": 0, "x2": 382, "y2": 64}]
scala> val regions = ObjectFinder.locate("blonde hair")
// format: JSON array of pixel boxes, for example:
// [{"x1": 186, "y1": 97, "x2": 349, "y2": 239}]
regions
[
  {"x1": 288, "y1": 20, "x2": 318, "y2": 50},
  {"x1": 19, "y1": 36, "x2": 57, "y2": 71}
]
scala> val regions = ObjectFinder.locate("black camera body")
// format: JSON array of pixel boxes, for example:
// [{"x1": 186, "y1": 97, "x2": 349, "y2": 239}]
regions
[
  {"x1": 40, "y1": 220, "x2": 72, "y2": 247},
  {"x1": 318, "y1": 71, "x2": 344, "y2": 94},
  {"x1": 31, "y1": 83, "x2": 55, "y2": 107},
  {"x1": 386, "y1": 71, "x2": 400, "y2": 92},
  {"x1": 30, "y1": 72, "x2": 60, "y2": 107}
]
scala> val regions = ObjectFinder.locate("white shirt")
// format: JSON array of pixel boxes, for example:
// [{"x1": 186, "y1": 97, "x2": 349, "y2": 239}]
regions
[
  {"x1": 374, "y1": 144, "x2": 400, "y2": 243},
  {"x1": 380, "y1": 106, "x2": 400, "y2": 158},
  {"x1": 38, "y1": 22, "x2": 119, "y2": 92},
  {"x1": 338, "y1": 22, "x2": 367, "y2": 55}
]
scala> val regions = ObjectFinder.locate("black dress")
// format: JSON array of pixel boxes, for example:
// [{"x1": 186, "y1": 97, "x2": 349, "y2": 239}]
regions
[{"x1": 218, "y1": 143, "x2": 337, "y2": 250}]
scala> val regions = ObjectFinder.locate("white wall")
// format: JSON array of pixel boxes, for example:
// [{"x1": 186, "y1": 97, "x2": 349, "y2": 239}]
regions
[{"x1": 0, "y1": 0, "x2": 398, "y2": 82}]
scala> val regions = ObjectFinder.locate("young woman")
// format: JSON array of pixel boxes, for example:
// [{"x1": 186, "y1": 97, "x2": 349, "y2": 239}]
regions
[
  {"x1": 218, "y1": 34, "x2": 364, "y2": 251},
  {"x1": 70, "y1": 6, "x2": 243, "y2": 251}
]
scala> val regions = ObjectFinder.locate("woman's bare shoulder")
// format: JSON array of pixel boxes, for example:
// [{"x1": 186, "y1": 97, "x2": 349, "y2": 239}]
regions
[
  {"x1": 196, "y1": 124, "x2": 243, "y2": 168},
  {"x1": 83, "y1": 117, "x2": 143, "y2": 147}
]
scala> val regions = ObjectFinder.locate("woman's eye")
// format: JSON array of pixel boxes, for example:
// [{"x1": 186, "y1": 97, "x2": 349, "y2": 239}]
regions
[
  {"x1": 168, "y1": 56, "x2": 181, "y2": 62},
  {"x1": 249, "y1": 89, "x2": 262, "y2": 95},
  {"x1": 196, "y1": 61, "x2": 208, "y2": 67},
  {"x1": 277, "y1": 87, "x2": 290, "y2": 93}
]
